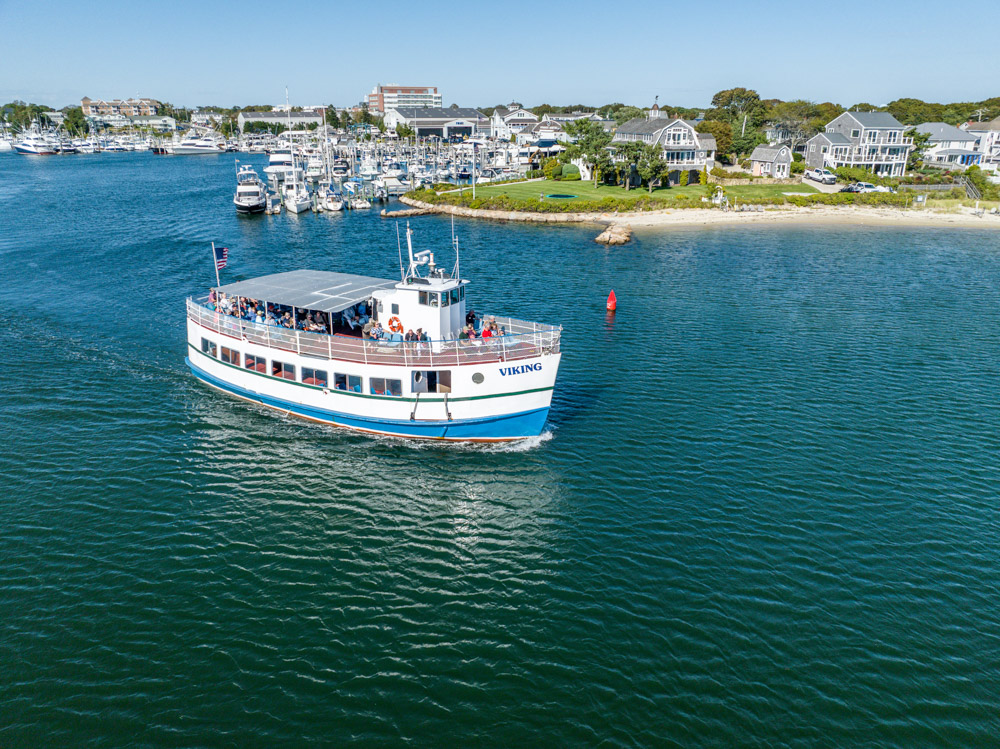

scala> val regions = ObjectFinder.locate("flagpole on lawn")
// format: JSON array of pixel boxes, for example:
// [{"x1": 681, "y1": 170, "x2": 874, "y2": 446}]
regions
[{"x1": 212, "y1": 241, "x2": 221, "y2": 288}]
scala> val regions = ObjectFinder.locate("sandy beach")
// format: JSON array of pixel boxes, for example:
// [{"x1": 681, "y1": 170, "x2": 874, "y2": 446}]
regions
[{"x1": 397, "y1": 197, "x2": 1000, "y2": 231}]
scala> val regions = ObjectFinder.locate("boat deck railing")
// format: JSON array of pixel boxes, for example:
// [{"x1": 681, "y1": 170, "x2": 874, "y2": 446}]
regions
[{"x1": 187, "y1": 297, "x2": 560, "y2": 368}]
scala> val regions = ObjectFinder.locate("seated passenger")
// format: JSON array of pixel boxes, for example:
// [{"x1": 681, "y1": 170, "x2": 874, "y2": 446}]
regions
[
  {"x1": 405, "y1": 329, "x2": 416, "y2": 342},
  {"x1": 480, "y1": 325, "x2": 493, "y2": 339}
]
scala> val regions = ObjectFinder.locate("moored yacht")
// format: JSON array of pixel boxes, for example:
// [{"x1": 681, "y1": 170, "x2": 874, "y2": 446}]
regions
[
  {"x1": 14, "y1": 125, "x2": 58, "y2": 155},
  {"x1": 233, "y1": 164, "x2": 268, "y2": 214},
  {"x1": 283, "y1": 168, "x2": 312, "y2": 214},
  {"x1": 169, "y1": 130, "x2": 224, "y2": 154},
  {"x1": 185, "y1": 227, "x2": 562, "y2": 441}
]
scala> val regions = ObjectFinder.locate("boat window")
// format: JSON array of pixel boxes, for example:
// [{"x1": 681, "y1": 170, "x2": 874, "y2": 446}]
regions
[
  {"x1": 419, "y1": 291, "x2": 429, "y2": 306},
  {"x1": 460, "y1": 286, "x2": 465, "y2": 301},
  {"x1": 302, "y1": 367, "x2": 327, "y2": 387},
  {"x1": 201, "y1": 337, "x2": 216, "y2": 358},
  {"x1": 391, "y1": 303, "x2": 399, "y2": 315},
  {"x1": 441, "y1": 290, "x2": 450, "y2": 307},
  {"x1": 370, "y1": 377, "x2": 402, "y2": 397},
  {"x1": 271, "y1": 360, "x2": 295, "y2": 380},
  {"x1": 450, "y1": 288, "x2": 460, "y2": 305},
  {"x1": 245, "y1": 353, "x2": 265, "y2": 372},
  {"x1": 411, "y1": 370, "x2": 452, "y2": 394},
  {"x1": 430, "y1": 293, "x2": 439, "y2": 308},
  {"x1": 334, "y1": 373, "x2": 362, "y2": 392},
  {"x1": 220, "y1": 346, "x2": 238, "y2": 364}
]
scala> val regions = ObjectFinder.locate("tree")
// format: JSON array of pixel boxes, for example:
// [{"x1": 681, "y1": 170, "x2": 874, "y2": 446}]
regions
[
  {"x1": 325, "y1": 107, "x2": 341, "y2": 129},
  {"x1": 767, "y1": 99, "x2": 826, "y2": 150},
  {"x1": 376, "y1": 117, "x2": 386, "y2": 133},
  {"x1": 563, "y1": 118, "x2": 613, "y2": 187},
  {"x1": 532, "y1": 103, "x2": 555, "y2": 116},
  {"x1": 906, "y1": 127, "x2": 931, "y2": 170},
  {"x1": 696, "y1": 119, "x2": 733, "y2": 160},
  {"x1": 636, "y1": 142, "x2": 668, "y2": 193},
  {"x1": 707, "y1": 87, "x2": 766, "y2": 128},
  {"x1": 395, "y1": 122, "x2": 414, "y2": 138},
  {"x1": 731, "y1": 130, "x2": 766, "y2": 158},
  {"x1": 848, "y1": 102, "x2": 880, "y2": 113},
  {"x1": 614, "y1": 140, "x2": 645, "y2": 189},
  {"x1": 613, "y1": 106, "x2": 644, "y2": 124},
  {"x1": 62, "y1": 106, "x2": 88, "y2": 135}
]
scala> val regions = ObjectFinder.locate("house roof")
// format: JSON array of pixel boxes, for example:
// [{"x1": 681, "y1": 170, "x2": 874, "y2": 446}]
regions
[
  {"x1": 811, "y1": 131, "x2": 853, "y2": 146},
  {"x1": 750, "y1": 144, "x2": 789, "y2": 161},
  {"x1": 845, "y1": 111, "x2": 905, "y2": 129},
  {"x1": 982, "y1": 116, "x2": 1000, "y2": 131},
  {"x1": 915, "y1": 122, "x2": 977, "y2": 142},
  {"x1": 615, "y1": 116, "x2": 676, "y2": 135},
  {"x1": 214, "y1": 270, "x2": 397, "y2": 314},
  {"x1": 391, "y1": 107, "x2": 485, "y2": 121}
]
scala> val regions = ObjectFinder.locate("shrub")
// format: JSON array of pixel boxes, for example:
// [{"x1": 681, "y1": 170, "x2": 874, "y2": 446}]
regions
[
  {"x1": 791, "y1": 160, "x2": 805, "y2": 174},
  {"x1": 699, "y1": 166, "x2": 708, "y2": 186},
  {"x1": 550, "y1": 164, "x2": 563, "y2": 179},
  {"x1": 525, "y1": 169, "x2": 543, "y2": 179},
  {"x1": 561, "y1": 172, "x2": 581, "y2": 181},
  {"x1": 562, "y1": 163, "x2": 580, "y2": 176},
  {"x1": 833, "y1": 166, "x2": 898, "y2": 187},
  {"x1": 542, "y1": 157, "x2": 559, "y2": 179},
  {"x1": 792, "y1": 152, "x2": 804, "y2": 162},
  {"x1": 679, "y1": 170, "x2": 689, "y2": 186}
]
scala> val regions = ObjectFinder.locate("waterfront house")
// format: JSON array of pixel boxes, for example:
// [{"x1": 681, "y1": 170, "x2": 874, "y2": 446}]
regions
[
  {"x1": 129, "y1": 115, "x2": 177, "y2": 132},
  {"x1": 749, "y1": 144, "x2": 793, "y2": 178},
  {"x1": 805, "y1": 111, "x2": 913, "y2": 177},
  {"x1": 490, "y1": 105, "x2": 539, "y2": 140},
  {"x1": 237, "y1": 110, "x2": 323, "y2": 133},
  {"x1": 382, "y1": 107, "x2": 487, "y2": 139},
  {"x1": 914, "y1": 122, "x2": 981, "y2": 169},
  {"x1": 963, "y1": 116, "x2": 1000, "y2": 171},
  {"x1": 612, "y1": 105, "x2": 717, "y2": 184}
]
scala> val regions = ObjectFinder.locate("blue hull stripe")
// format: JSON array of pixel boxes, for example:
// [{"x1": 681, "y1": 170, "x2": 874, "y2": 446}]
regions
[{"x1": 186, "y1": 358, "x2": 549, "y2": 441}]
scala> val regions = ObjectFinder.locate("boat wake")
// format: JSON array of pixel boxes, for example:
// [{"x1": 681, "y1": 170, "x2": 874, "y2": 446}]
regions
[{"x1": 371, "y1": 429, "x2": 554, "y2": 452}]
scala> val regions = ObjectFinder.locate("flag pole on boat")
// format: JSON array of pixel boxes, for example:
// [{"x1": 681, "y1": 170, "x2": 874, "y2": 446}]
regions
[{"x1": 212, "y1": 242, "x2": 221, "y2": 288}]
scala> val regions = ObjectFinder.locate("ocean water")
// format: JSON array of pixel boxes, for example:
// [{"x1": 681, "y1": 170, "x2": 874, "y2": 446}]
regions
[{"x1": 2, "y1": 152, "x2": 1000, "y2": 746}]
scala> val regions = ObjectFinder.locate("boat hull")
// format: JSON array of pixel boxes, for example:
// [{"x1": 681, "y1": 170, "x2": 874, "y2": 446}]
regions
[{"x1": 187, "y1": 356, "x2": 550, "y2": 441}]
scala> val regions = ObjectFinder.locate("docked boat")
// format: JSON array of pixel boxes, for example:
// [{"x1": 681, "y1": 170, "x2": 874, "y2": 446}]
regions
[
  {"x1": 169, "y1": 131, "x2": 223, "y2": 154},
  {"x1": 233, "y1": 164, "x2": 268, "y2": 214},
  {"x1": 263, "y1": 149, "x2": 294, "y2": 181},
  {"x1": 14, "y1": 127, "x2": 58, "y2": 155},
  {"x1": 283, "y1": 168, "x2": 312, "y2": 214},
  {"x1": 185, "y1": 227, "x2": 562, "y2": 441}
]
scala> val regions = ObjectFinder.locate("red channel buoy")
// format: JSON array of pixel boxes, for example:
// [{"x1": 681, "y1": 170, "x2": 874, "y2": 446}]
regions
[{"x1": 606, "y1": 290, "x2": 617, "y2": 311}]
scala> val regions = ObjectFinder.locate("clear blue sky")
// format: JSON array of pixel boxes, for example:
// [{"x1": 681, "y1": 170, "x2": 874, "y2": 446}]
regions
[{"x1": 2, "y1": 0, "x2": 998, "y2": 111}]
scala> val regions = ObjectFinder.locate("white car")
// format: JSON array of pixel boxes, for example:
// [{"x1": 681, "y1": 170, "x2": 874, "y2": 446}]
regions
[
  {"x1": 805, "y1": 168, "x2": 837, "y2": 184},
  {"x1": 855, "y1": 182, "x2": 878, "y2": 193}
]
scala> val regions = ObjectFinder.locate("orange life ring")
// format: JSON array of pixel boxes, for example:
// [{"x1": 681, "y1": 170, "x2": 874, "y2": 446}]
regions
[{"x1": 387, "y1": 316, "x2": 403, "y2": 333}]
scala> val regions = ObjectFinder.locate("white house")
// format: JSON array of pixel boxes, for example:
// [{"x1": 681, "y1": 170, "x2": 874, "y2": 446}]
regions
[
  {"x1": 963, "y1": 116, "x2": 1000, "y2": 171},
  {"x1": 237, "y1": 110, "x2": 323, "y2": 132},
  {"x1": 490, "y1": 105, "x2": 539, "y2": 139},
  {"x1": 914, "y1": 122, "x2": 981, "y2": 168},
  {"x1": 514, "y1": 119, "x2": 566, "y2": 146}
]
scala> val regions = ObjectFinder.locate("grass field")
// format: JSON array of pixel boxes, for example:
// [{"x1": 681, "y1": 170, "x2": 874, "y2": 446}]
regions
[{"x1": 457, "y1": 179, "x2": 817, "y2": 204}]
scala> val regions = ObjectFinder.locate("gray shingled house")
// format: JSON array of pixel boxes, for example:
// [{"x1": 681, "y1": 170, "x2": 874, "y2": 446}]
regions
[
  {"x1": 805, "y1": 111, "x2": 914, "y2": 177},
  {"x1": 612, "y1": 106, "x2": 716, "y2": 185},
  {"x1": 749, "y1": 144, "x2": 792, "y2": 178}
]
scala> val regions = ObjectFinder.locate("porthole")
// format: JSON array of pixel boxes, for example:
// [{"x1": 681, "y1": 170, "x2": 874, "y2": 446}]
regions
[{"x1": 472, "y1": 372, "x2": 485, "y2": 384}]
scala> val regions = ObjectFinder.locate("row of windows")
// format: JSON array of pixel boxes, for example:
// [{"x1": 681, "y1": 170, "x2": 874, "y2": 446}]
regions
[
  {"x1": 418, "y1": 287, "x2": 464, "y2": 308},
  {"x1": 202, "y1": 338, "x2": 403, "y2": 396}
]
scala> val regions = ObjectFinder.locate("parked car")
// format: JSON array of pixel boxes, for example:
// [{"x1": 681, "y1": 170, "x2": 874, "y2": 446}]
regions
[
  {"x1": 805, "y1": 168, "x2": 837, "y2": 185},
  {"x1": 855, "y1": 182, "x2": 878, "y2": 193}
]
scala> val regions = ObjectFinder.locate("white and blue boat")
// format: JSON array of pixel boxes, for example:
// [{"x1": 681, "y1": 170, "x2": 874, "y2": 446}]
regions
[{"x1": 185, "y1": 228, "x2": 562, "y2": 441}]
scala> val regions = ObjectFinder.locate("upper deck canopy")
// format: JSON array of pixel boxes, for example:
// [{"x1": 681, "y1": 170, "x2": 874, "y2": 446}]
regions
[{"x1": 214, "y1": 270, "x2": 396, "y2": 313}]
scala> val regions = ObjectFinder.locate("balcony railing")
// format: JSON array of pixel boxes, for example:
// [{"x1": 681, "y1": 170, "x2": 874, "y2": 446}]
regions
[{"x1": 187, "y1": 298, "x2": 561, "y2": 368}]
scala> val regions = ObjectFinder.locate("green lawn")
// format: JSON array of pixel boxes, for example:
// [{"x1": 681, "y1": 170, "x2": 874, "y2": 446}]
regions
[
  {"x1": 457, "y1": 178, "x2": 816, "y2": 205},
  {"x1": 461, "y1": 179, "x2": 705, "y2": 203},
  {"x1": 726, "y1": 183, "x2": 818, "y2": 200}
]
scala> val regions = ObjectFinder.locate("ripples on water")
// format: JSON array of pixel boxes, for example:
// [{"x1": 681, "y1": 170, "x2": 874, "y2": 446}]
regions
[{"x1": 2, "y1": 154, "x2": 1000, "y2": 745}]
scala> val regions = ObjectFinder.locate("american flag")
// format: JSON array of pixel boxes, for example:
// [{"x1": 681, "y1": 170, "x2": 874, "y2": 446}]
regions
[{"x1": 214, "y1": 245, "x2": 229, "y2": 270}]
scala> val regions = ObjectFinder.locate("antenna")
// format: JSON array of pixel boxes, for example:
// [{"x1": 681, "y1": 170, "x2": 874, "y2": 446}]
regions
[
  {"x1": 452, "y1": 213, "x2": 460, "y2": 279},
  {"x1": 396, "y1": 223, "x2": 405, "y2": 281}
]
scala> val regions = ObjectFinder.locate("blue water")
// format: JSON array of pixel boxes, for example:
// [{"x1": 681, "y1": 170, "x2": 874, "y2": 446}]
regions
[{"x1": 2, "y1": 152, "x2": 1000, "y2": 745}]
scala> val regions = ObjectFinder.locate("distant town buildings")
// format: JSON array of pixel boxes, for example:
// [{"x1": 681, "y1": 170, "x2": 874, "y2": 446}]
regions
[
  {"x1": 490, "y1": 105, "x2": 539, "y2": 139},
  {"x1": 367, "y1": 85, "x2": 442, "y2": 115},
  {"x1": 236, "y1": 110, "x2": 324, "y2": 132},
  {"x1": 383, "y1": 107, "x2": 486, "y2": 138},
  {"x1": 81, "y1": 97, "x2": 160, "y2": 117}
]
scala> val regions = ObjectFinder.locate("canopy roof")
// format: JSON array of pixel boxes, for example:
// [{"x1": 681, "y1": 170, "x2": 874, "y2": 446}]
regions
[{"x1": 215, "y1": 270, "x2": 396, "y2": 313}]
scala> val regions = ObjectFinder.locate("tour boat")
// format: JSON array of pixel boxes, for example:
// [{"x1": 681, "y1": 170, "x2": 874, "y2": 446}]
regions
[
  {"x1": 185, "y1": 227, "x2": 562, "y2": 441},
  {"x1": 233, "y1": 164, "x2": 268, "y2": 214}
]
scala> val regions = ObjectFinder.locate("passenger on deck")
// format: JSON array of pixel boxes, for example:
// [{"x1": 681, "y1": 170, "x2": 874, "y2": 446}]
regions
[
  {"x1": 480, "y1": 325, "x2": 493, "y2": 339},
  {"x1": 362, "y1": 319, "x2": 375, "y2": 339},
  {"x1": 405, "y1": 329, "x2": 416, "y2": 342},
  {"x1": 466, "y1": 309, "x2": 477, "y2": 327},
  {"x1": 370, "y1": 322, "x2": 384, "y2": 340}
]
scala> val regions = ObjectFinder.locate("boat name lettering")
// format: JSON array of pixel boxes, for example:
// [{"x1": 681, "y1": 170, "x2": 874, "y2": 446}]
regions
[{"x1": 499, "y1": 363, "x2": 542, "y2": 376}]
